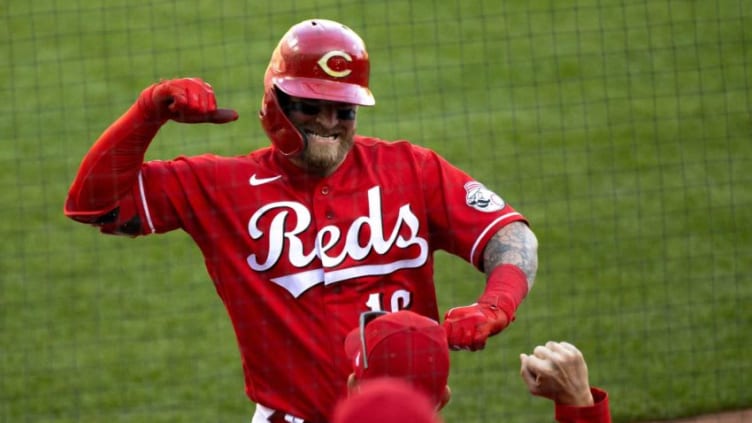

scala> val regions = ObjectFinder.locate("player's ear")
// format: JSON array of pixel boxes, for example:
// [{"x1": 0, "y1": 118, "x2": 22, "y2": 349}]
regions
[
  {"x1": 437, "y1": 385, "x2": 452, "y2": 411},
  {"x1": 346, "y1": 373, "x2": 357, "y2": 394}
]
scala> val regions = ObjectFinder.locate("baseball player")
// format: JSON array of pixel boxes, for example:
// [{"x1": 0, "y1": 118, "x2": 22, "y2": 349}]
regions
[{"x1": 64, "y1": 18, "x2": 538, "y2": 423}]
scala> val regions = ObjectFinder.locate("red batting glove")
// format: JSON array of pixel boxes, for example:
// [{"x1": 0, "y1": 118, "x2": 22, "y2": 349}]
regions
[
  {"x1": 443, "y1": 264, "x2": 529, "y2": 351},
  {"x1": 137, "y1": 77, "x2": 239, "y2": 124},
  {"x1": 443, "y1": 303, "x2": 510, "y2": 351}
]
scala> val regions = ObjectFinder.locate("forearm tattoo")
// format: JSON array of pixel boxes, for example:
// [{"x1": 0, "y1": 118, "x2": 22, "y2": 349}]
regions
[{"x1": 482, "y1": 221, "x2": 539, "y2": 288}]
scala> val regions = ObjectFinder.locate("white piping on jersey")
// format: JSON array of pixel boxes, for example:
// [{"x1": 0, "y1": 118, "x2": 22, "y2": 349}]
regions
[
  {"x1": 137, "y1": 171, "x2": 156, "y2": 234},
  {"x1": 469, "y1": 212, "x2": 522, "y2": 265},
  {"x1": 270, "y1": 253, "x2": 428, "y2": 298}
]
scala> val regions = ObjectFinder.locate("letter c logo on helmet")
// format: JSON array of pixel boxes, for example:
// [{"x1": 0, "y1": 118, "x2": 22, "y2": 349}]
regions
[
  {"x1": 317, "y1": 50, "x2": 353, "y2": 78},
  {"x1": 259, "y1": 19, "x2": 375, "y2": 156}
]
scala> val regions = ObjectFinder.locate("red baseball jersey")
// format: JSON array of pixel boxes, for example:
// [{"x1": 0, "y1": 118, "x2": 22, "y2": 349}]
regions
[{"x1": 110, "y1": 135, "x2": 527, "y2": 422}]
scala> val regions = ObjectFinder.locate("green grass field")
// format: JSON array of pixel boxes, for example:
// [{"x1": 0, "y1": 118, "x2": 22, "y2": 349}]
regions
[{"x1": 2, "y1": 1, "x2": 750, "y2": 422}]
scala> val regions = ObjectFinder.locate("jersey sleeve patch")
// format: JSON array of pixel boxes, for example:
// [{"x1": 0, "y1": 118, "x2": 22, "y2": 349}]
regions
[{"x1": 464, "y1": 181, "x2": 505, "y2": 212}]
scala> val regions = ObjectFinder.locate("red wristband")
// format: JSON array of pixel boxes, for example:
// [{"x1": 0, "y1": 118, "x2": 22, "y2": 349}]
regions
[{"x1": 478, "y1": 264, "x2": 529, "y2": 322}]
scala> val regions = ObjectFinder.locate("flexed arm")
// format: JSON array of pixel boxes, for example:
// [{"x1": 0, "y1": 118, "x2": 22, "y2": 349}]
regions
[{"x1": 64, "y1": 78, "x2": 238, "y2": 224}]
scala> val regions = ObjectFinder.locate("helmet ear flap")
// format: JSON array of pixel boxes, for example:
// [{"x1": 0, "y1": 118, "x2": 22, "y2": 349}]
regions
[{"x1": 259, "y1": 86, "x2": 306, "y2": 156}]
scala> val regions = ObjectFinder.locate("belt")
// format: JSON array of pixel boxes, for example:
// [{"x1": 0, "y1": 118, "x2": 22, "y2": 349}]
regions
[{"x1": 269, "y1": 411, "x2": 311, "y2": 423}]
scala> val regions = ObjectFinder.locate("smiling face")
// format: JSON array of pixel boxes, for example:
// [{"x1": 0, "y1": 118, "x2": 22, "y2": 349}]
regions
[{"x1": 285, "y1": 96, "x2": 359, "y2": 176}]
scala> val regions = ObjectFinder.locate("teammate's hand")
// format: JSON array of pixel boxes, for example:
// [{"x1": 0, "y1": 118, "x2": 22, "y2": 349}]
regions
[
  {"x1": 519, "y1": 341, "x2": 594, "y2": 406},
  {"x1": 442, "y1": 302, "x2": 509, "y2": 351},
  {"x1": 137, "y1": 78, "x2": 239, "y2": 124}
]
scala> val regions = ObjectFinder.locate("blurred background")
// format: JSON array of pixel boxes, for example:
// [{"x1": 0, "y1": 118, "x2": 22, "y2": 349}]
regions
[{"x1": 1, "y1": 1, "x2": 750, "y2": 422}]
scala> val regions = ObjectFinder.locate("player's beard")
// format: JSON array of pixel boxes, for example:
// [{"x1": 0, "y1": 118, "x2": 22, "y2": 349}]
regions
[{"x1": 297, "y1": 132, "x2": 354, "y2": 175}]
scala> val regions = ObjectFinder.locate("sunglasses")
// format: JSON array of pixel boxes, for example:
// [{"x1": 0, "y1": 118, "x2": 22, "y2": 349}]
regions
[
  {"x1": 288, "y1": 100, "x2": 357, "y2": 121},
  {"x1": 358, "y1": 310, "x2": 388, "y2": 369}
]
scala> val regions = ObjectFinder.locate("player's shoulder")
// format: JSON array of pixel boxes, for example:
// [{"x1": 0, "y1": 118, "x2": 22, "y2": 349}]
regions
[
  {"x1": 144, "y1": 148, "x2": 272, "y2": 176},
  {"x1": 354, "y1": 134, "x2": 417, "y2": 150},
  {"x1": 353, "y1": 135, "x2": 437, "y2": 158},
  {"x1": 174, "y1": 146, "x2": 272, "y2": 164}
]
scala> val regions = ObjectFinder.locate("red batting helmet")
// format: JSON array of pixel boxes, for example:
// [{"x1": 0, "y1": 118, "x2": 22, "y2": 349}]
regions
[{"x1": 259, "y1": 19, "x2": 375, "y2": 155}]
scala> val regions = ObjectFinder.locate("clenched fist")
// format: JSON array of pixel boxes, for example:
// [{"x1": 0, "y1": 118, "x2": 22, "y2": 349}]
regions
[
  {"x1": 519, "y1": 341, "x2": 594, "y2": 407},
  {"x1": 442, "y1": 302, "x2": 510, "y2": 351},
  {"x1": 137, "y1": 77, "x2": 238, "y2": 124},
  {"x1": 442, "y1": 264, "x2": 530, "y2": 351}
]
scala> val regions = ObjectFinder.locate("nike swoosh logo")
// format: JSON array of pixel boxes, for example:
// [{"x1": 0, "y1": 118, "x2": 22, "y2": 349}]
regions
[{"x1": 249, "y1": 174, "x2": 282, "y2": 186}]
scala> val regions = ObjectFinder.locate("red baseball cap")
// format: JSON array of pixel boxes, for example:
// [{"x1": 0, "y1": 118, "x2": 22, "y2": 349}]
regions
[
  {"x1": 344, "y1": 310, "x2": 450, "y2": 406},
  {"x1": 332, "y1": 377, "x2": 442, "y2": 423}
]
